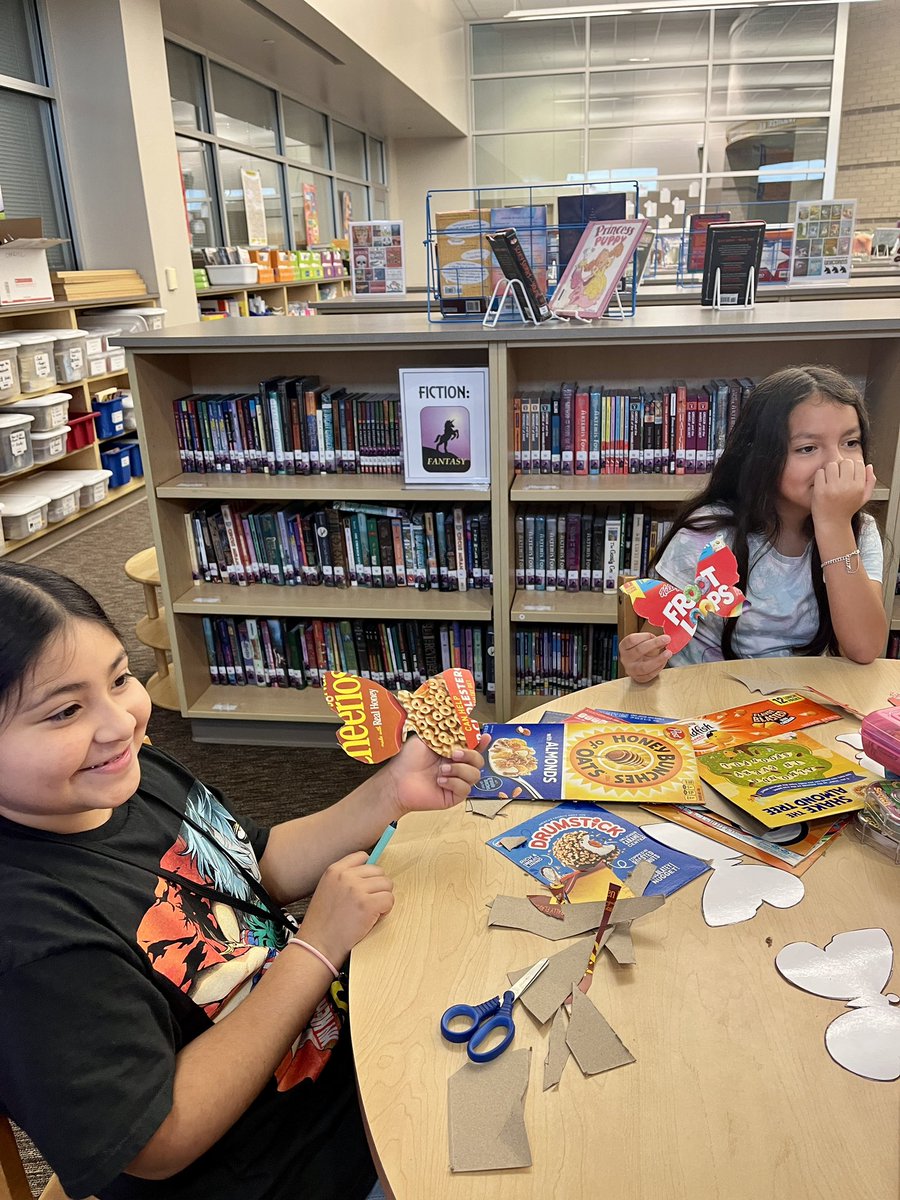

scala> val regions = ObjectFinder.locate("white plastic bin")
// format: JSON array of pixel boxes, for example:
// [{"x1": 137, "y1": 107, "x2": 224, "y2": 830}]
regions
[
  {"x1": 51, "y1": 330, "x2": 88, "y2": 383},
  {"x1": 20, "y1": 472, "x2": 81, "y2": 522},
  {"x1": 106, "y1": 349, "x2": 127, "y2": 372},
  {"x1": 0, "y1": 490, "x2": 50, "y2": 539},
  {"x1": 0, "y1": 339, "x2": 21, "y2": 400},
  {"x1": 31, "y1": 425, "x2": 71, "y2": 464},
  {"x1": 13, "y1": 332, "x2": 57, "y2": 392},
  {"x1": 49, "y1": 467, "x2": 112, "y2": 508},
  {"x1": 0, "y1": 412, "x2": 34, "y2": 475},
  {"x1": 121, "y1": 391, "x2": 136, "y2": 431},
  {"x1": 206, "y1": 265, "x2": 258, "y2": 285},
  {"x1": 8, "y1": 392, "x2": 71, "y2": 432},
  {"x1": 80, "y1": 306, "x2": 167, "y2": 335}
]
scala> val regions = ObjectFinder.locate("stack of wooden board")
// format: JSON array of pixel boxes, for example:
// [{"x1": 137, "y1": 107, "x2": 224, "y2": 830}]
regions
[{"x1": 52, "y1": 268, "x2": 147, "y2": 301}]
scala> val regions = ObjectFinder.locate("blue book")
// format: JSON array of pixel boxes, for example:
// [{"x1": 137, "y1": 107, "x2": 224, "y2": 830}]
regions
[{"x1": 486, "y1": 802, "x2": 708, "y2": 898}]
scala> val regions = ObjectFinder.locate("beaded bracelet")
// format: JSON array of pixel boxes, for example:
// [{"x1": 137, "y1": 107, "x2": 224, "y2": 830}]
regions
[
  {"x1": 821, "y1": 548, "x2": 861, "y2": 575},
  {"x1": 287, "y1": 937, "x2": 340, "y2": 979}
]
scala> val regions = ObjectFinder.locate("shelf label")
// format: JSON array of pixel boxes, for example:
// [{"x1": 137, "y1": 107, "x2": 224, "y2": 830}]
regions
[
  {"x1": 193, "y1": 597, "x2": 221, "y2": 604},
  {"x1": 522, "y1": 484, "x2": 559, "y2": 490},
  {"x1": 211, "y1": 702, "x2": 239, "y2": 711},
  {"x1": 519, "y1": 605, "x2": 552, "y2": 616}
]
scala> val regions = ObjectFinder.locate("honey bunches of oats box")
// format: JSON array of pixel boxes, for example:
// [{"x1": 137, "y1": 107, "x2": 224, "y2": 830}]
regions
[{"x1": 473, "y1": 722, "x2": 702, "y2": 805}]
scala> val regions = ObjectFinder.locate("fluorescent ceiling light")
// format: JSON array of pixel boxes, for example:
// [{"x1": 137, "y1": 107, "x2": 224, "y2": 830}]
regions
[{"x1": 506, "y1": 0, "x2": 877, "y2": 15}]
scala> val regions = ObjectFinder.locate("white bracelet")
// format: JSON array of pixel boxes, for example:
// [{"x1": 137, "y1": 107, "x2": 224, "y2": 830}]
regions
[
  {"x1": 287, "y1": 937, "x2": 340, "y2": 979},
  {"x1": 821, "y1": 548, "x2": 861, "y2": 575}
]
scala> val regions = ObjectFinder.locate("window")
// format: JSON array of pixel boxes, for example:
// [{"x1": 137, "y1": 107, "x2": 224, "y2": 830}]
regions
[
  {"x1": 0, "y1": 0, "x2": 45, "y2": 83},
  {"x1": 333, "y1": 122, "x2": 366, "y2": 179},
  {"x1": 210, "y1": 63, "x2": 278, "y2": 152},
  {"x1": 283, "y1": 98, "x2": 329, "y2": 167},
  {"x1": 288, "y1": 167, "x2": 335, "y2": 245},
  {"x1": 589, "y1": 11, "x2": 709, "y2": 68},
  {"x1": 472, "y1": 19, "x2": 585, "y2": 73},
  {"x1": 219, "y1": 150, "x2": 286, "y2": 247},
  {"x1": 474, "y1": 75, "x2": 586, "y2": 133},
  {"x1": 336, "y1": 179, "x2": 369, "y2": 236},
  {"x1": 167, "y1": 42, "x2": 208, "y2": 132},
  {"x1": 177, "y1": 136, "x2": 222, "y2": 249}
]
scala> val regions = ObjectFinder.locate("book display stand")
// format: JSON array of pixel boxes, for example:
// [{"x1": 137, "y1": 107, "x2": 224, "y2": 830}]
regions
[
  {"x1": 483, "y1": 277, "x2": 541, "y2": 328},
  {"x1": 711, "y1": 266, "x2": 756, "y2": 310}
]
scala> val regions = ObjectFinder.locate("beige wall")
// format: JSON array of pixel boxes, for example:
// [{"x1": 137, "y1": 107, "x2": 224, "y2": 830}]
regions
[
  {"x1": 390, "y1": 136, "x2": 472, "y2": 288},
  {"x1": 836, "y1": 0, "x2": 900, "y2": 224}
]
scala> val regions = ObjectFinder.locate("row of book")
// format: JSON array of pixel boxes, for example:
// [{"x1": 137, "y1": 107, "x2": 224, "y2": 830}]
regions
[
  {"x1": 515, "y1": 506, "x2": 672, "y2": 594},
  {"x1": 187, "y1": 501, "x2": 493, "y2": 591},
  {"x1": 513, "y1": 377, "x2": 754, "y2": 476},
  {"x1": 173, "y1": 379, "x2": 403, "y2": 475},
  {"x1": 201, "y1": 616, "x2": 495, "y2": 698},
  {"x1": 515, "y1": 625, "x2": 619, "y2": 696}
]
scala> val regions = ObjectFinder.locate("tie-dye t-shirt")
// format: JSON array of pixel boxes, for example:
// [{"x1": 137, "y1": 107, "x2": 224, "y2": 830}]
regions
[{"x1": 655, "y1": 508, "x2": 883, "y2": 665}]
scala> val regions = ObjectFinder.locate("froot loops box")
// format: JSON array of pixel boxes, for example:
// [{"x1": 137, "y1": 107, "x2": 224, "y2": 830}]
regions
[{"x1": 472, "y1": 721, "x2": 702, "y2": 804}]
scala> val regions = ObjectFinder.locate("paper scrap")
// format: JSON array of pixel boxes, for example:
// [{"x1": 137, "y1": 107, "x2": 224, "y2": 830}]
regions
[
  {"x1": 527, "y1": 894, "x2": 565, "y2": 919},
  {"x1": 509, "y1": 941, "x2": 594, "y2": 1026},
  {"x1": 605, "y1": 926, "x2": 636, "y2": 965},
  {"x1": 469, "y1": 798, "x2": 512, "y2": 818},
  {"x1": 566, "y1": 985, "x2": 635, "y2": 1075},
  {"x1": 624, "y1": 860, "x2": 656, "y2": 897},
  {"x1": 489, "y1": 894, "x2": 662, "y2": 940},
  {"x1": 725, "y1": 669, "x2": 866, "y2": 721},
  {"x1": 543, "y1": 1006, "x2": 570, "y2": 1090},
  {"x1": 496, "y1": 834, "x2": 528, "y2": 850},
  {"x1": 448, "y1": 1048, "x2": 532, "y2": 1172}
]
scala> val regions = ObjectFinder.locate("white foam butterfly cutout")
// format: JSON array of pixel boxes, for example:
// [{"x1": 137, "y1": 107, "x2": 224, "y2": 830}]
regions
[
  {"x1": 640, "y1": 821, "x2": 804, "y2": 927},
  {"x1": 775, "y1": 928, "x2": 900, "y2": 1081},
  {"x1": 834, "y1": 732, "x2": 885, "y2": 778}
]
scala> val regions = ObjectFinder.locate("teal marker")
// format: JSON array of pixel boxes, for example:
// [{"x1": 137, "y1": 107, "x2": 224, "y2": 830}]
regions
[{"x1": 367, "y1": 821, "x2": 397, "y2": 865}]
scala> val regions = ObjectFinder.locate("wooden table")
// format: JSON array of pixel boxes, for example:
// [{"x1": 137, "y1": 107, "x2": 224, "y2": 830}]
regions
[{"x1": 350, "y1": 658, "x2": 900, "y2": 1200}]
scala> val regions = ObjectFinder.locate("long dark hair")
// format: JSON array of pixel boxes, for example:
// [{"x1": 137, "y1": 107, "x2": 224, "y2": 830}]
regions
[
  {"x1": 651, "y1": 365, "x2": 870, "y2": 658},
  {"x1": 0, "y1": 563, "x2": 121, "y2": 719}
]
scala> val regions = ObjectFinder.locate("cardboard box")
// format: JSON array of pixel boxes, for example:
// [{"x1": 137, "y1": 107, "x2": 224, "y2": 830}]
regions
[{"x1": 0, "y1": 219, "x2": 68, "y2": 306}]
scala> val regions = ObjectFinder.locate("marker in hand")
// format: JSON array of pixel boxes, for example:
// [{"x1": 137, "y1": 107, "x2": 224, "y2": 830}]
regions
[{"x1": 367, "y1": 821, "x2": 397, "y2": 865}]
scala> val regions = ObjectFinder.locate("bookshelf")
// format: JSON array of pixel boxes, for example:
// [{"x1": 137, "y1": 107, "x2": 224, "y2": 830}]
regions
[
  {"x1": 0, "y1": 293, "x2": 157, "y2": 557},
  {"x1": 197, "y1": 276, "x2": 351, "y2": 318},
  {"x1": 121, "y1": 300, "x2": 900, "y2": 735}
]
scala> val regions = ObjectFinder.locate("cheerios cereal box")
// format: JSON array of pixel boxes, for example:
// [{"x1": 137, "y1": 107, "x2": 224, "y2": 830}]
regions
[{"x1": 472, "y1": 722, "x2": 701, "y2": 805}]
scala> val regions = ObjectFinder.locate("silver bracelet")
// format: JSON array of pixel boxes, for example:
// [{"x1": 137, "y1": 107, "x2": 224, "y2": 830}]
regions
[{"x1": 821, "y1": 548, "x2": 860, "y2": 574}]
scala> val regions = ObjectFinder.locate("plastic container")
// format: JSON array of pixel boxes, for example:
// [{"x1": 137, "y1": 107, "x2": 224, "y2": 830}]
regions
[
  {"x1": 31, "y1": 425, "x2": 71, "y2": 464},
  {"x1": 29, "y1": 472, "x2": 81, "y2": 521},
  {"x1": 8, "y1": 392, "x2": 71, "y2": 432},
  {"x1": 92, "y1": 390, "x2": 125, "y2": 439},
  {"x1": 861, "y1": 707, "x2": 900, "y2": 775},
  {"x1": 52, "y1": 468, "x2": 112, "y2": 508},
  {"x1": 106, "y1": 349, "x2": 127, "y2": 373},
  {"x1": 117, "y1": 437, "x2": 143, "y2": 477},
  {"x1": 0, "y1": 412, "x2": 34, "y2": 475},
  {"x1": 79, "y1": 306, "x2": 167, "y2": 334},
  {"x1": 121, "y1": 391, "x2": 136, "y2": 432},
  {"x1": 205, "y1": 265, "x2": 259, "y2": 286},
  {"x1": 13, "y1": 332, "x2": 57, "y2": 392},
  {"x1": 66, "y1": 411, "x2": 100, "y2": 452},
  {"x1": 100, "y1": 445, "x2": 132, "y2": 488},
  {"x1": 51, "y1": 330, "x2": 88, "y2": 383},
  {"x1": 0, "y1": 339, "x2": 21, "y2": 400},
  {"x1": 0, "y1": 490, "x2": 50, "y2": 539}
]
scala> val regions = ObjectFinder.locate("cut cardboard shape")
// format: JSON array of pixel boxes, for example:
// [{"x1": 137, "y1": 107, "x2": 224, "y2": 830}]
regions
[
  {"x1": 624, "y1": 860, "x2": 656, "y2": 897},
  {"x1": 495, "y1": 832, "x2": 527, "y2": 849},
  {"x1": 834, "y1": 732, "x2": 886, "y2": 778},
  {"x1": 566, "y1": 985, "x2": 635, "y2": 1075},
  {"x1": 489, "y1": 894, "x2": 662, "y2": 941},
  {"x1": 641, "y1": 821, "x2": 804, "y2": 927},
  {"x1": 543, "y1": 1005, "x2": 570, "y2": 1090},
  {"x1": 606, "y1": 926, "x2": 636, "y2": 965},
  {"x1": 448, "y1": 1047, "x2": 532, "y2": 1171},
  {"x1": 775, "y1": 929, "x2": 900, "y2": 1081},
  {"x1": 576, "y1": 883, "x2": 622, "y2": 995},
  {"x1": 509, "y1": 942, "x2": 594, "y2": 1026},
  {"x1": 471, "y1": 799, "x2": 513, "y2": 819},
  {"x1": 620, "y1": 537, "x2": 746, "y2": 655},
  {"x1": 725, "y1": 669, "x2": 867, "y2": 721}
]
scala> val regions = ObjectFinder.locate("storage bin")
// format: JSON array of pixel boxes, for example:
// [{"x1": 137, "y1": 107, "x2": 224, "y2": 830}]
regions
[
  {"x1": 92, "y1": 390, "x2": 125, "y2": 438},
  {"x1": 0, "y1": 412, "x2": 34, "y2": 475},
  {"x1": 13, "y1": 332, "x2": 57, "y2": 392},
  {"x1": 52, "y1": 468, "x2": 112, "y2": 508},
  {"x1": 8, "y1": 391, "x2": 71, "y2": 431},
  {"x1": 100, "y1": 445, "x2": 132, "y2": 488},
  {"x1": 205, "y1": 265, "x2": 259, "y2": 286},
  {"x1": 0, "y1": 339, "x2": 21, "y2": 400},
  {"x1": 121, "y1": 391, "x2": 136, "y2": 431},
  {"x1": 66, "y1": 411, "x2": 100, "y2": 452},
  {"x1": 83, "y1": 331, "x2": 104, "y2": 358},
  {"x1": 80, "y1": 306, "x2": 167, "y2": 334},
  {"x1": 31, "y1": 425, "x2": 71, "y2": 464},
  {"x1": 20, "y1": 472, "x2": 81, "y2": 522},
  {"x1": 0, "y1": 491, "x2": 49, "y2": 540},
  {"x1": 51, "y1": 330, "x2": 88, "y2": 383},
  {"x1": 106, "y1": 349, "x2": 127, "y2": 373},
  {"x1": 117, "y1": 437, "x2": 144, "y2": 477}
]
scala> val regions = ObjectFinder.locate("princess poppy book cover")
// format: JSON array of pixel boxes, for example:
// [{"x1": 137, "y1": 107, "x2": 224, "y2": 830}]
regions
[{"x1": 549, "y1": 218, "x2": 649, "y2": 320}]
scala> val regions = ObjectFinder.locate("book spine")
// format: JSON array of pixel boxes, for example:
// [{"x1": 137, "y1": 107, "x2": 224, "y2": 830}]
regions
[{"x1": 574, "y1": 390, "x2": 589, "y2": 476}]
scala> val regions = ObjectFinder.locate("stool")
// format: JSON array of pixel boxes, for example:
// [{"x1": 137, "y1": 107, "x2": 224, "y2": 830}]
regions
[{"x1": 124, "y1": 547, "x2": 179, "y2": 711}]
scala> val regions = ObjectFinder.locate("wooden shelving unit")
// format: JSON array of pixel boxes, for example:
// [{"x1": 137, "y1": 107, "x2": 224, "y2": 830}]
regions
[
  {"x1": 0, "y1": 294, "x2": 156, "y2": 557},
  {"x1": 121, "y1": 300, "x2": 900, "y2": 732},
  {"x1": 197, "y1": 275, "x2": 351, "y2": 318}
]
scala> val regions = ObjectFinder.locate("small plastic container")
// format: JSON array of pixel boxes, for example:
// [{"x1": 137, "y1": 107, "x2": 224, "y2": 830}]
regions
[
  {"x1": 0, "y1": 412, "x2": 34, "y2": 475},
  {"x1": 860, "y1": 707, "x2": 900, "y2": 775},
  {"x1": 205, "y1": 264, "x2": 259, "y2": 286},
  {"x1": 106, "y1": 349, "x2": 127, "y2": 373},
  {"x1": 100, "y1": 445, "x2": 132, "y2": 488},
  {"x1": 52, "y1": 467, "x2": 112, "y2": 508},
  {"x1": 92, "y1": 390, "x2": 125, "y2": 439},
  {"x1": 121, "y1": 391, "x2": 136, "y2": 432},
  {"x1": 80, "y1": 306, "x2": 167, "y2": 335},
  {"x1": 51, "y1": 330, "x2": 88, "y2": 383},
  {"x1": 8, "y1": 392, "x2": 71, "y2": 432},
  {"x1": 10, "y1": 472, "x2": 81, "y2": 523},
  {"x1": 0, "y1": 490, "x2": 50, "y2": 539},
  {"x1": 0, "y1": 339, "x2": 21, "y2": 400},
  {"x1": 117, "y1": 437, "x2": 144, "y2": 477},
  {"x1": 66, "y1": 411, "x2": 100, "y2": 452},
  {"x1": 13, "y1": 332, "x2": 57, "y2": 392},
  {"x1": 31, "y1": 425, "x2": 71, "y2": 464}
]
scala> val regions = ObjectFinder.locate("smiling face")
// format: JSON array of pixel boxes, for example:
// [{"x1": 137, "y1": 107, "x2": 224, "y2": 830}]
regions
[
  {"x1": 0, "y1": 619, "x2": 151, "y2": 834},
  {"x1": 777, "y1": 395, "x2": 865, "y2": 525}
]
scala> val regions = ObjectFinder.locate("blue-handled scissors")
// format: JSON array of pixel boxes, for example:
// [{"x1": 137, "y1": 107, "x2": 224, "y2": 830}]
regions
[{"x1": 440, "y1": 957, "x2": 549, "y2": 1063}]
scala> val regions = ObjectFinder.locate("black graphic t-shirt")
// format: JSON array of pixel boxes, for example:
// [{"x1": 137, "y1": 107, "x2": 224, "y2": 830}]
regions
[{"x1": 0, "y1": 746, "x2": 375, "y2": 1200}]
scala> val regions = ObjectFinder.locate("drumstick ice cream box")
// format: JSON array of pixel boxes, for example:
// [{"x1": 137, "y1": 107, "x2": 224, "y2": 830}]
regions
[{"x1": 472, "y1": 721, "x2": 702, "y2": 804}]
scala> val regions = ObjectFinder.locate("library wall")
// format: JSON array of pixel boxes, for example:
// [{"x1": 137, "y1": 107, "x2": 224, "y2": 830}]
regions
[
  {"x1": 392, "y1": 136, "x2": 471, "y2": 288},
  {"x1": 836, "y1": 0, "x2": 900, "y2": 223}
]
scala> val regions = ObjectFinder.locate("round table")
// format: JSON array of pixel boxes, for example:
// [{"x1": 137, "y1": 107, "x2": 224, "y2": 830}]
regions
[{"x1": 350, "y1": 658, "x2": 900, "y2": 1200}]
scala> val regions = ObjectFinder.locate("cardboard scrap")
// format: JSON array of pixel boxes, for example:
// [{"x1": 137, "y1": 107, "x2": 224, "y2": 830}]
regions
[
  {"x1": 605, "y1": 925, "x2": 636, "y2": 965},
  {"x1": 543, "y1": 1006, "x2": 570, "y2": 1090},
  {"x1": 489, "y1": 895, "x2": 605, "y2": 940},
  {"x1": 527, "y1": 894, "x2": 565, "y2": 919},
  {"x1": 448, "y1": 1047, "x2": 532, "y2": 1172},
  {"x1": 624, "y1": 860, "x2": 656, "y2": 897},
  {"x1": 470, "y1": 798, "x2": 512, "y2": 818},
  {"x1": 566, "y1": 985, "x2": 635, "y2": 1076},
  {"x1": 509, "y1": 941, "x2": 595, "y2": 1026},
  {"x1": 496, "y1": 834, "x2": 528, "y2": 849},
  {"x1": 725, "y1": 669, "x2": 866, "y2": 721}
]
